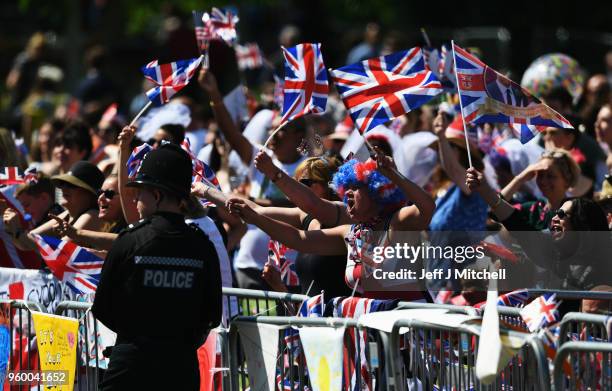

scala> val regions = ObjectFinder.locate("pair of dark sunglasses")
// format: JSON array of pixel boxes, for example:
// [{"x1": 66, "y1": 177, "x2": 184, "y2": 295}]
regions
[
  {"x1": 554, "y1": 209, "x2": 570, "y2": 219},
  {"x1": 97, "y1": 189, "x2": 117, "y2": 199}
]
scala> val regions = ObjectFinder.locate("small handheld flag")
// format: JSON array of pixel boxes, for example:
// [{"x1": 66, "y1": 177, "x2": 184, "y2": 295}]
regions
[
  {"x1": 202, "y1": 7, "x2": 239, "y2": 46},
  {"x1": 330, "y1": 47, "x2": 442, "y2": 134},
  {"x1": 520, "y1": 293, "x2": 561, "y2": 332},
  {"x1": 280, "y1": 43, "x2": 329, "y2": 125},
  {"x1": 141, "y1": 56, "x2": 203, "y2": 107},
  {"x1": 126, "y1": 143, "x2": 153, "y2": 179},
  {"x1": 236, "y1": 43, "x2": 264, "y2": 70}
]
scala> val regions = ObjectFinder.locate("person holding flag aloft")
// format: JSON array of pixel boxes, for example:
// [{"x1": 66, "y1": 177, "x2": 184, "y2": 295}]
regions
[
  {"x1": 198, "y1": 63, "x2": 310, "y2": 289},
  {"x1": 224, "y1": 147, "x2": 436, "y2": 300}
]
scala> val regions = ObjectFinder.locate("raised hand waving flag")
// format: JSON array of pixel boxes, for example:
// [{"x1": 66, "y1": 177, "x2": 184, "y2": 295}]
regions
[
  {"x1": 141, "y1": 56, "x2": 203, "y2": 107},
  {"x1": 330, "y1": 47, "x2": 442, "y2": 134},
  {"x1": 452, "y1": 41, "x2": 573, "y2": 143},
  {"x1": 31, "y1": 234, "x2": 103, "y2": 295},
  {"x1": 280, "y1": 42, "x2": 329, "y2": 125}
]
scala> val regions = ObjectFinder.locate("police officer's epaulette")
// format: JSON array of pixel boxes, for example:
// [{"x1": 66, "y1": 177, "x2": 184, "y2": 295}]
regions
[{"x1": 120, "y1": 218, "x2": 152, "y2": 235}]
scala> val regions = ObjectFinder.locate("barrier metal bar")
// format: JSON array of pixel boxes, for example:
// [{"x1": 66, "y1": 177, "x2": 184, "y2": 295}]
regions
[
  {"x1": 396, "y1": 301, "x2": 478, "y2": 315},
  {"x1": 553, "y1": 341, "x2": 612, "y2": 391},
  {"x1": 528, "y1": 289, "x2": 612, "y2": 301},
  {"x1": 222, "y1": 287, "x2": 309, "y2": 320},
  {"x1": 558, "y1": 312, "x2": 610, "y2": 345},
  {"x1": 389, "y1": 318, "x2": 550, "y2": 391},
  {"x1": 230, "y1": 315, "x2": 387, "y2": 391},
  {"x1": 55, "y1": 301, "x2": 98, "y2": 391}
]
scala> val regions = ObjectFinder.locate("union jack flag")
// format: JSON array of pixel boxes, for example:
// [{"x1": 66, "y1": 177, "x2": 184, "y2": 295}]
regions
[
  {"x1": 141, "y1": 56, "x2": 203, "y2": 106},
  {"x1": 192, "y1": 11, "x2": 211, "y2": 53},
  {"x1": 297, "y1": 293, "x2": 325, "y2": 318},
  {"x1": 235, "y1": 43, "x2": 264, "y2": 70},
  {"x1": 273, "y1": 74, "x2": 284, "y2": 109},
  {"x1": 280, "y1": 43, "x2": 329, "y2": 125},
  {"x1": 126, "y1": 143, "x2": 153, "y2": 179},
  {"x1": 0, "y1": 167, "x2": 37, "y2": 185},
  {"x1": 330, "y1": 297, "x2": 394, "y2": 391},
  {"x1": 452, "y1": 41, "x2": 573, "y2": 143},
  {"x1": 520, "y1": 293, "x2": 561, "y2": 332},
  {"x1": 180, "y1": 139, "x2": 221, "y2": 207},
  {"x1": 30, "y1": 234, "x2": 103, "y2": 295},
  {"x1": 474, "y1": 289, "x2": 530, "y2": 309},
  {"x1": 202, "y1": 7, "x2": 239, "y2": 46},
  {"x1": 268, "y1": 240, "x2": 299, "y2": 287},
  {"x1": 330, "y1": 47, "x2": 442, "y2": 134}
]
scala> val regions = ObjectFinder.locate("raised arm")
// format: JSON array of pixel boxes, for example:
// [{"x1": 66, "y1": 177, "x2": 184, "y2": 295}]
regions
[
  {"x1": 50, "y1": 214, "x2": 118, "y2": 251},
  {"x1": 254, "y1": 150, "x2": 352, "y2": 227},
  {"x1": 500, "y1": 159, "x2": 549, "y2": 200},
  {"x1": 433, "y1": 112, "x2": 472, "y2": 195},
  {"x1": 374, "y1": 148, "x2": 436, "y2": 231},
  {"x1": 117, "y1": 126, "x2": 140, "y2": 224},
  {"x1": 466, "y1": 167, "x2": 514, "y2": 221},
  {"x1": 225, "y1": 197, "x2": 348, "y2": 256},
  {"x1": 198, "y1": 69, "x2": 253, "y2": 166}
]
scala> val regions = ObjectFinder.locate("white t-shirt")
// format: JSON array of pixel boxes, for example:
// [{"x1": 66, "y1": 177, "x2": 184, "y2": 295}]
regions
[
  {"x1": 233, "y1": 145, "x2": 306, "y2": 271},
  {"x1": 186, "y1": 215, "x2": 237, "y2": 326}
]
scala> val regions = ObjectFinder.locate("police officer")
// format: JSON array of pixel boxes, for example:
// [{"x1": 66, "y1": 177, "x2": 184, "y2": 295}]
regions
[{"x1": 92, "y1": 143, "x2": 222, "y2": 390}]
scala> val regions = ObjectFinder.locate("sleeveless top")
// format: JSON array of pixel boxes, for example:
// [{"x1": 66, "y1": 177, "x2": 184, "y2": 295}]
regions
[{"x1": 294, "y1": 215, "x2": 353, "y2": 299}]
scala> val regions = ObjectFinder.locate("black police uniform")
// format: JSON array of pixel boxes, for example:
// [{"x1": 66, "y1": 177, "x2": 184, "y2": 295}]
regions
[{"x1": 91, "y1": 143, "x2": 222, "y2": 390}]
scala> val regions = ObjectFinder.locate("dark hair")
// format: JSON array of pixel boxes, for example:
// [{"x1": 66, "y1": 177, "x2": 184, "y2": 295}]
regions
[
  {"x1": 56, "y1": 121, "x2": 93, "y2": 159},
  {"x1": 542, "y1": 86, "x2": 573, "y2": 110},
  {"x1": 566, "y1": 198, "x2": 609, "y2": 231},
  {"x1": 284, "y1": 116, "x2": 307, "y2": 135},
  {"x1": 16, "y1": 174, "x2": 55, "y2": 198},
  {"x1": 159, "y1": 124, "x2": 186, "y2": 144}
]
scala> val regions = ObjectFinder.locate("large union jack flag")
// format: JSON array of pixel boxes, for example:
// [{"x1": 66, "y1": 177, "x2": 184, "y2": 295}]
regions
[
  {"x1": 141, "y1": 56, "x2": 203, "y2": 106},
  {"x1": 452, "y1": 41, "x2": 573, "y2": 144},
  {"x1": 520, "y1": 293, "x2": 561, "y2": 332},
  {"x1": 202, "y1": 7, "x2": 239, "y2": 45},
  {"x1": 330, "y1": 47, "x2": 442, "y2": 134},
  {"x1": 280, "y1": 43, "x2": 329, "y2": 125},
  {"x1": 30, "y1": 234, "x2": 103, "y2": 295}
]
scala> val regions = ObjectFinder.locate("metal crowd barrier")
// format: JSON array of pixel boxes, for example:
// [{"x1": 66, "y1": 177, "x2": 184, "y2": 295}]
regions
[
  {"x1": 222, "y1": 287, "x2": 309, "y2": 319},
  {"x1": 229, "y1": 315, "x2": 389, "y2": 391},
  {"x1": 558, "y1": 312, "x2": 610, "y2": 345},
  {"x1": 0, "y1": 299, "x2": 43, "y2": 391},
  {"x1": 553, "y1": 341, "x2": 612, "y2": 390},
  {"x1": 54, "y1": 301, "x2": 99, "y2": 391},
  {"x1": 388, "y1": 317, "x2": 550, "y2": 391}
]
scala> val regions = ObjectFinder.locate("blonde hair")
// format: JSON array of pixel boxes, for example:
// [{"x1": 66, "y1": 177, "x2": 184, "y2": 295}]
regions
[
  {"x1": 293, "y1": 156, "x2": 342, "y2": 184},
  {"x1": 541, "y1": 149, "x2": 581, "y2": 187}
]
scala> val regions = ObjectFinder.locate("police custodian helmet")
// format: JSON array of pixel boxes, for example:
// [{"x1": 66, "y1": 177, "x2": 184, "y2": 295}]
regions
[{"x1": 127, "y1": 143, "x2": 192, "y2": 199}]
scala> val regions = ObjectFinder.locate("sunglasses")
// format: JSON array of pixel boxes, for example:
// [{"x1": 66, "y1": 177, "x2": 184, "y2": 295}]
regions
[
  {"x1": 97, "y1": 189, "x2": 117, "y2": 199},
  {"x1": 554, "y1": 209, "x2": 570, "y2": 219}
]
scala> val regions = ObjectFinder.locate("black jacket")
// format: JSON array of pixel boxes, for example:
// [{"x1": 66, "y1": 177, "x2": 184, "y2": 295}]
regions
[{"x1": 92, "y1": 211, "x2": 222, "y2": 346}]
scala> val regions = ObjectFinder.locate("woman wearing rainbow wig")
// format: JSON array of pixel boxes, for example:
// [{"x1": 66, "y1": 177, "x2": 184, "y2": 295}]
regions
[{"x1": 226, "y1": 148, "x2": 436, "y2": 300}]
